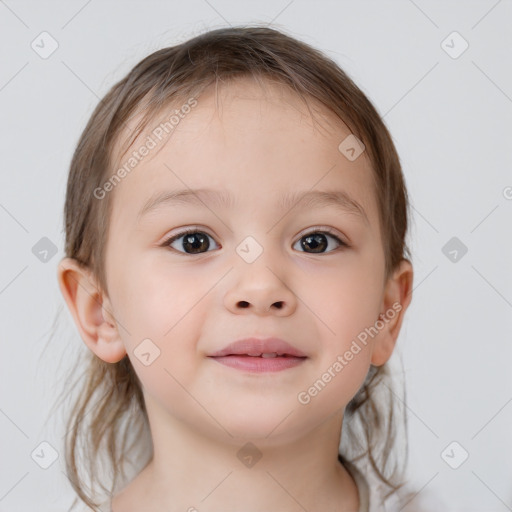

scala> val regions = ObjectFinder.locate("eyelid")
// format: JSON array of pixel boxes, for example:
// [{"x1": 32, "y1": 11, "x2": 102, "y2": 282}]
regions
[
  {"x1": 295, "y1": 225, "x2": 349, "y2": 246},
  {"x1": 160, "y1": 225, "x2": 217, "y2": 248}
]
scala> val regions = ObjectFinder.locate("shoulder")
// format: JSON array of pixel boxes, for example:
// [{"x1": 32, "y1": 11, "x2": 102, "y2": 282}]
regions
[
  {"x1": 342, "y1": 459, "x2": 445, "y2": 512},
  {"x1": 96, "y1": 499, "x2": 112, "y2": 512},
  {"x1": 97, "y1": 499, "x2": 112, "y2": 512},
  {"x1": 75, "y1": 498, "x2": 112, "y2": 512},
  {"x1": 342, "y1": 459, "x2": 371, "y2": 512}
]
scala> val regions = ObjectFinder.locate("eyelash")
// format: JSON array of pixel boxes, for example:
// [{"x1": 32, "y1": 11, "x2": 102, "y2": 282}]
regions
[{"x1": 160, "y1": 226, "x2": 349, "y2": 255}]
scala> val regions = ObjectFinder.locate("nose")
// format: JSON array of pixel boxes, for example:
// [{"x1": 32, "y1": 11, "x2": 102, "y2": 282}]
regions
[{"x1": 224, "y1": 259, "x2": 297, "y2": 316}]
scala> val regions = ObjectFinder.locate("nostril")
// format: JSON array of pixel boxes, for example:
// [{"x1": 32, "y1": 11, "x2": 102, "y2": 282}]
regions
[{"x1": 236, "y1": 301, "x2": 284, "y2": 309}]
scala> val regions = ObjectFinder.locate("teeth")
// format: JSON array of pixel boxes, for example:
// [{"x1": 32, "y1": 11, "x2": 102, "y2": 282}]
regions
[{"x1": 242, "y1": 352, "x2": 285, "y2": 357}]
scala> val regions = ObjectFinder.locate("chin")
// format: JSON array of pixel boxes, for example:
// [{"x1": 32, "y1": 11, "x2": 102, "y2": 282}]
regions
[{"x1": 214, "y1": 406, "x2": 309, "y2": 445}]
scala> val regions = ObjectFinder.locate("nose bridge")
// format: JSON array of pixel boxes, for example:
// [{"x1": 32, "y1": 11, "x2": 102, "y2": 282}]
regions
[{"x1": 224, "y1": 233, "x2": 296, "y2": 315}]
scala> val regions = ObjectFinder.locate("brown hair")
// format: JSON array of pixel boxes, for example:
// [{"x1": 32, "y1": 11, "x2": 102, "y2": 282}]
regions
[{"x1": 53, "y1": 24, "x2": 412, "y2": 510}]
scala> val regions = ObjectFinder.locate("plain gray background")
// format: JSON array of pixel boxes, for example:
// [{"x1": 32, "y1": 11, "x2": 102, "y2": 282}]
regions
[{"x1": 1, "y1": 1, "x2": 511, "y2": 510}]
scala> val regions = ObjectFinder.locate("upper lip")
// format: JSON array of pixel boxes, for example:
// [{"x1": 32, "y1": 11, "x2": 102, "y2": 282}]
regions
[{"x1": 208, "y1": 337, "x2": 307, "y2": 358}]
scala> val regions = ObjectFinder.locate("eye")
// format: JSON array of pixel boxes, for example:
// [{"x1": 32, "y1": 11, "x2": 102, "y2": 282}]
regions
[
  {"x1": 162, "y1": 228, "x2": 220, "y2": 255},
  {"x1": 161, "y1": 227, "x2": 348, "y2": 256},
  {"x1": 293, "y1": 228, "x2": 347, "y2": 254}
]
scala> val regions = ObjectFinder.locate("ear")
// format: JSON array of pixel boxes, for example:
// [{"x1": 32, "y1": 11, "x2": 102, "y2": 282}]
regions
[
  {"x1": 56, "y1": 257, "x2": 127, "y2": 363},
  {"x1": 370, "y1": 259, "x2": 414, "y2": 367}
]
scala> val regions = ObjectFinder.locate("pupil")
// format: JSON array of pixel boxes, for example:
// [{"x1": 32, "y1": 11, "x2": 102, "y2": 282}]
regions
[
  {"x1": 302, "y1": 233, "x2": 327, "y2": 253},
  {"x1": 183, "y1": 233, "x2": 209, "y2": 253}
]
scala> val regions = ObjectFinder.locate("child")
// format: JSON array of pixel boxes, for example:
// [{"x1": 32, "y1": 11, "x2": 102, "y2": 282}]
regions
[{"x1": 56, "y1": 25, "x2": 418, "y2": 511}]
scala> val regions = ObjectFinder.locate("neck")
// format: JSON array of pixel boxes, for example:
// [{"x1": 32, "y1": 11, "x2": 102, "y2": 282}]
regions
[{"x1": 113, "y1": 395, "x2": 360, "y2": 512}]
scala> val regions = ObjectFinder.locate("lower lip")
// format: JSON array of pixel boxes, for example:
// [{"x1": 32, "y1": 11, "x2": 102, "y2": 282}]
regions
[{"x1": 209, "y1": 355, "x2": 306, "y2": 372}]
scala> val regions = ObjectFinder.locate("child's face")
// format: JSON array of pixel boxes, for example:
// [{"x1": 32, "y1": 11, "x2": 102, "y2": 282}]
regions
[{"x1": 98, "y1": 78, "x2": 408, "y2": 441}]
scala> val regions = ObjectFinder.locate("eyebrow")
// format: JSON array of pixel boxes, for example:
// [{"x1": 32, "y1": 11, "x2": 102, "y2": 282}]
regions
[{"x1": 136, "y1": 187, "x2": 369, "y2": 225}]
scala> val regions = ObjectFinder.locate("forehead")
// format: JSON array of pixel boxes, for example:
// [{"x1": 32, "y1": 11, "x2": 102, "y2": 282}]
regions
[{"x1": 107, "y1": 77, "x2": 379, "y2": 236}]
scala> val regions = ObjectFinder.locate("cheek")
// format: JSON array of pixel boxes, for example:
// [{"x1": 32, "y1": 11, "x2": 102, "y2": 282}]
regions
[
  {"x1": 302, "y1": 257, "x2": 383, "y2": 340},
  {"x1": 111, "y1": 260, "x2": 212, "y2": 420},
  {"x1": 110, "y1": 257, "x2": 212, "y2": 371},
  {"x1": 116, "y1": 256, "x2": 203, "y2": 325},
  {"x1": 296, "y1": 259, "x2": 381, "y2": 402}
]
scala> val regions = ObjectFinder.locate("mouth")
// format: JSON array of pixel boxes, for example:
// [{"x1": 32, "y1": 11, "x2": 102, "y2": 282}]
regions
[
  {"x1": 207, "y1": 337, "x2": 307, "y2": 373},
  {"x1": 222, "y1": 352, "x2": 298, "y2": 357}
]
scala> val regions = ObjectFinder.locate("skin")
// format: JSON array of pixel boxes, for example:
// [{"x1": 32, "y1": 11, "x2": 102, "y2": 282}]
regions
[{"x1": 57, "y1": 77, "x2": 413, "y2": 512}]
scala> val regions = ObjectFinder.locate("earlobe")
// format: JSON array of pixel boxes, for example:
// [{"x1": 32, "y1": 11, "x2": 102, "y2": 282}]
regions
[
  {"x1": 370, "y1": 259, "x2": 414, "y2": 366},
  {"x1": 56, "y1": 257, "x2": 127, "y2": 363}
]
